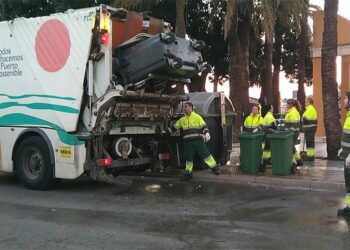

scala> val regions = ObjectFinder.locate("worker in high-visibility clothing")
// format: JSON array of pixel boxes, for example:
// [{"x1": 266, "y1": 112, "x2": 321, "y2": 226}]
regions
[
  {"x1": 285, "y1": 99, "x2": 303, "y2": 166},
  {"x1": 302, "y1": 96, "x2": 318, "y2": 161},
  {"x1": 262, "y1": 104, "x2": 277, "y2": 166},
  {"x1": 337, "y1": 92, "x2": 350, "y2": 218},
  {"x1": 168, "y1": 102, "x2": 220, "y2": 181},
  {"x1": 244, "y1": 105, "x2": 265, "y2": 132}
]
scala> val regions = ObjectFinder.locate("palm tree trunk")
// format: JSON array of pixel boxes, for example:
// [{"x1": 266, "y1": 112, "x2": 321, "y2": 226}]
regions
[
  {"x1": 175, "y1": 0, "x2": 186, "y2": 38},
  {"x1": 297, "y1": 25, "x2": 306, "y2": 111},
  {"x1": 297, "y1": 10, "x2": 308, "y2": 111},
  {"x1": 272, "y1": 70, "x2": 280, "y2": 112},
  {"x1": 260, "y1": 37, "x2": 273, "y2": 104},
  {"x1": 272, "y1": 29, "x2": 282, "y2": 113},
  {"x1": 228, "y1": 6, "x2": 251, "y2": 138},
  {"x1": 321, "y1": 0, "x2": 341, "y2": 159}
]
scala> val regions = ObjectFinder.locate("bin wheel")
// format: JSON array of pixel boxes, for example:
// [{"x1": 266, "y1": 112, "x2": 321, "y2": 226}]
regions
[
  {"x1": 259, "y1": 163, "x2": 266, "y2": 173},
  {"x1": 291, "y1": 164, "x2": 297, "y2": 174}
]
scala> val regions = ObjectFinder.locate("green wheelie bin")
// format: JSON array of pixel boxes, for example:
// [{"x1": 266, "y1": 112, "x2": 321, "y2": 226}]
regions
[
  {"x1": 267, "y1": 131, "x2": 294, "y2": 175},
  {"x1": 238, "y1": 132, "x2": 264, "y2": 174}
]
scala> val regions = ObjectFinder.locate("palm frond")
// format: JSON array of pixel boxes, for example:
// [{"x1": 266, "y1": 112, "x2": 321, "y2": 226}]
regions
[{"x1": 259, "y1": 0, "x2": 276, "y2": 41}]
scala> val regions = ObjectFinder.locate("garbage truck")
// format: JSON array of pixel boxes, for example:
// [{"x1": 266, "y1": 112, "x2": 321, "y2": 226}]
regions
[{"x1": 0, "y1": 5, "x2": 235, "y2": 189}]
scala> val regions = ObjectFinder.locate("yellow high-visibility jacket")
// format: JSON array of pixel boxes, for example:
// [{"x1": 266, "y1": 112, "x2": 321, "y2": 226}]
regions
[
  {"x1": 285, "y1": 106, "x2": 300, "y2": 132},
  {"x1": 341, "y1": 111, "x2": 350, "y2": 153},
  {"x1": 244, "y1": 113, "x2": 265, "y2": 132},
  {"x1": 302, "y1": 104, "x2": 318, "y2": 131},
  {"x1": 169, "y1": 111, "x2": 209, "y2": 141}
]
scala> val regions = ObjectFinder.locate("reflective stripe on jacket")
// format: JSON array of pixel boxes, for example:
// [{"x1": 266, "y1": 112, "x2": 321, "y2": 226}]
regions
[
  {"x1": 169, "y1": 111, "x2": 208, "y2": 141},
  {"x1": 342, "y1": 111, "x2": 350, "y2": 153},
  {"x1": 244, "y1": 113, "x2": 265, "y2": 132},
  {"x1": 302, "y1": 104, "x2": 317, "y2": 131},
  {"x1": 285, "y1": 106, "x2": 300, "y2": 132}
]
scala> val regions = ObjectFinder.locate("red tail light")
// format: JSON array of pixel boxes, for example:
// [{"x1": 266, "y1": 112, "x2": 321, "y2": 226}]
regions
[
  {"x1": 97, "y1": 158, "x2": 112, "y2": 167},
  {"x1": 158, "y1": 153, "x2": 170, "y2": 160},
  {"x1": 100, "y1": 33, "x2": 110, "y2": 45}
]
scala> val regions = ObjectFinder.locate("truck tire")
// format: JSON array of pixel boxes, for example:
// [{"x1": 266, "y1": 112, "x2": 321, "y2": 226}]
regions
[{"x1": 15, "y1": 136, "x2": 55, "y2": 190}]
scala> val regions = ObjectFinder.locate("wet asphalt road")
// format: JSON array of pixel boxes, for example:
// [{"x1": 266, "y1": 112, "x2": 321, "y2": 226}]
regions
[{"x1": 0, "y1": 173, "x2": 350, "y2": 250}]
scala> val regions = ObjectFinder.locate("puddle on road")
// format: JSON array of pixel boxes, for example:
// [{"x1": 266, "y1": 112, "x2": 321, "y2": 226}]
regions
[
  {"x1": 112, "y1": 179, "x2": 229, "y2": 197},
  {"x1": 144, "y1": 184, "x2": 161, "y2": 193}
]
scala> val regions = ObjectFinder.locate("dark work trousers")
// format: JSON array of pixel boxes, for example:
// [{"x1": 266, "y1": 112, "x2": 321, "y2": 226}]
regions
[
  {"x1": 345, "y1": 154, "x2": 350, "y2": 193},
  {"x1": 305, "y1": 128, "x2": 316, "y2": 158}
]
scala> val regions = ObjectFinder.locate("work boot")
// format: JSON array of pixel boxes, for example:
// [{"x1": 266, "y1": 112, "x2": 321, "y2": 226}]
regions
[
  {"x1": 337, "y1": 207, "x2": 350, "y2": 218},
  {"x1": 181, "y1": 171, "x2": 193, "y2": 181},
  {"x1": 296, "y1": 159, "x2": 304, "y2": 166},
  {"x1": 211, "y1": 166, "x2": 220, "y2": 175}
]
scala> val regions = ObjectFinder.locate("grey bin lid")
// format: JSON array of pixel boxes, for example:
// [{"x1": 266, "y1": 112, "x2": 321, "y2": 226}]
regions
[{"x1": 176, "y1": 92, "x2": 236, "y2": 118}]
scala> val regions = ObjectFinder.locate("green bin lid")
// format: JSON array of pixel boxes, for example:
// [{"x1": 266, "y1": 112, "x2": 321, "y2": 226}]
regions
[
  {"x1": 266, "y1": 131, "x2": 294, "y2": 139},
  {"x1": 238, "y1": 131, "x2": 265, "y2": 139}
]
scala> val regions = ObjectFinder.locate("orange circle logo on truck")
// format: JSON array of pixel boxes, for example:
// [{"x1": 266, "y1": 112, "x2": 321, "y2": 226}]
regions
[{"x1": 35, "y1": 19, "x2": 71, "y2": 72}]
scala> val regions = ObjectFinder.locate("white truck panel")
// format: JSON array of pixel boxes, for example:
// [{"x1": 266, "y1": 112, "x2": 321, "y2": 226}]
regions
[{"x1": 0, "y1": 8, "x2": 95, "y2": 132}]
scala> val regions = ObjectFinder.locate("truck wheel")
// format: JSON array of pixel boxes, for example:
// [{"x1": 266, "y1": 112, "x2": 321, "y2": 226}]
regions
[{"x1": 15, "y1": 136, "x2": 54, "y2": 190}]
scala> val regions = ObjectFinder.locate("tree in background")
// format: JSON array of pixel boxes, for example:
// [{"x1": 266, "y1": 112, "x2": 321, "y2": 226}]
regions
[
  {"x1": 321, "y1": 0, "x2": 341, "y2": 159},
  {"x1": 296, "y1": 1, "x2": 309, "y2": 110},
  {"x1": 150, "y1": 0, "x2": 228, "y2": 93},
  {"x1": 258, "y1": 0, "x2": 275, "y2": 105},
  {"x1": 258, "y1": 0, "x2": 309, "y2": 107},
  {"x1": 175, "y1": 0, "x2": 186, "y2": 38},
  {"x1": 185, "y1": 0, "x2": 228, "y2": 92},
  {"x1": 275, "y1": 4, "x2": 313, "y2": 112},
  {"x1": 225, "y1": 0, "x2": 254, "y2": 135}
]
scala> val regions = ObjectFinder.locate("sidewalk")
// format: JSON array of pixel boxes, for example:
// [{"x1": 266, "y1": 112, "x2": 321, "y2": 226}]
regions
[{"x1": 195, "y1": 141, "x2": 345, "y2": 192}]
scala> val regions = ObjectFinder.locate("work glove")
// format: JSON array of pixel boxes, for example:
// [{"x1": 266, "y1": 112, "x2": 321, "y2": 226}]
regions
[
  {"x1": 204, "y1": 132, "x2": 211, "y2": 142},
  {"x1": 338, "y1": 148, "x2": 343, "y2": 157},
  {"x1": 252, "y1": 128, "x2": 258, "y2": 133}
]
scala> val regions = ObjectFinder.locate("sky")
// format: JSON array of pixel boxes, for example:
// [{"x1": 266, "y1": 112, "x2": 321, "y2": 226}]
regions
[
  {"x1": 311, "y1": 0, "x2": 350, "y2": 20},
  {"x1": 207, "y1": 0, "x2": 350, "y2": 100}
]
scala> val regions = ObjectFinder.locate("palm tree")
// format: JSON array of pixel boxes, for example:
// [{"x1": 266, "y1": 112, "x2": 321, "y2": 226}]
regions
[
  {"x1": 272, "y1": 19, "x2": 283, "y2": 112},
  {"x1": 225, "y1": 0, "x2": 253, "y2": 135},
  {"x1": 297, "y1": 5, "x2": 308, "y2": 110},
  {"x1": 225, "y1": 0, "x2": 308, "y2": 132},
  {"x1": 259, "y1": 0, "x2": 276, "y2": 104},
  {"x1": 321, "y1": 0, "x2": 341, "y2": 159},
  {"x1": 259, "y1": 0, "x2": 308, "y2": 107}
]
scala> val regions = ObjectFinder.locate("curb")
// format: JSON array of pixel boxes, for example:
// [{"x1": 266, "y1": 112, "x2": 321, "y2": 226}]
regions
[{"x1": 195, "y1": 172, "x2": 345, "y2": 193}]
